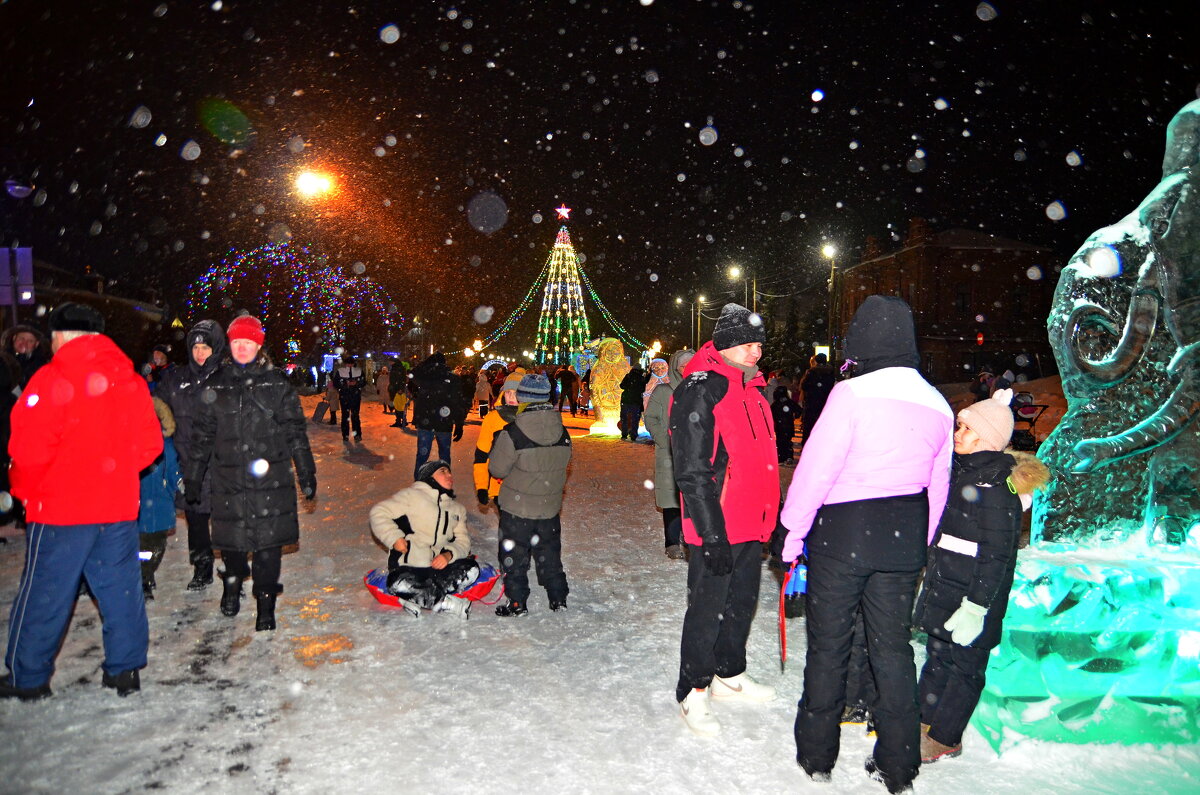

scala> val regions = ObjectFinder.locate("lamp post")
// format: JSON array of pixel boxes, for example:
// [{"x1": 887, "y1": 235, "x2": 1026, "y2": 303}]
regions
[
  {"x1": 823, "y1": 244, "x2": 838, "y2": 354},
  {"x1": 728, "y1": 265, "x2": 757, "y2": 313},
  {"x1": 695, "y1": 295, "x2": 706, "y2": 350}
]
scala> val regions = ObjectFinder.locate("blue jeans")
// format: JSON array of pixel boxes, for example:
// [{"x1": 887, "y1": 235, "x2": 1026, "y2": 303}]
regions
[
  {"x1": 414, "y1": 430, "x2": 452, "y2": 478},
  {"x1": 6, "y1": 520, "x2": 149, "y2": 687}
]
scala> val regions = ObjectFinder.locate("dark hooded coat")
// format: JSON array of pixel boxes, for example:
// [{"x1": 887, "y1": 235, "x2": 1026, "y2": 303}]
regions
[
  {"x1": 159, "y1": 319, "x2": 228, "y2": 514},
  {"x1": 183, "y1": 352, "x2": 316, "y2": 553},
  {"x1": 409, "y1": 353, "x2": 466, "y2": 433}
]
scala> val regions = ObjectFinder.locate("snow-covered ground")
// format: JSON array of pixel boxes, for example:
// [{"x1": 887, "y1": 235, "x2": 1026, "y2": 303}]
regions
[{"x1": 1, "y1": 394, "x2": 1196, "y2": 794}]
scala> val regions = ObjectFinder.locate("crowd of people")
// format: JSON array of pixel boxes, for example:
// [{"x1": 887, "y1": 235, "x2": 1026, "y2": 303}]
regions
[{"x1": 0, "y1": 297, "x2": 1049, "y2": 794}]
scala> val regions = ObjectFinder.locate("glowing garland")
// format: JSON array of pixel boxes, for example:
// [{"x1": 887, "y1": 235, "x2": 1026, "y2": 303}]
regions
[
  {"x1": 479, "y1": 252, "x2": 552, "y2": 350},
  {"x1": 533, "y1": 227, "x2": 592, "y2": 363},
  {"x1": 576, "y1": 260, "x2": 646, "y2": 352},
  {"x1": 187, "y1": 242, "x2": 403, "y2": 349}
]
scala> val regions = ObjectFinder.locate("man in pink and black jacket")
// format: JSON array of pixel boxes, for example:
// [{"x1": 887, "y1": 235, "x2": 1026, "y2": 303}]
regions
[
  {"x1": 670, "y1": 303, "x2": 780, "y2": 738},
  {"x1": 781, "y1": 295, "x2": 953, "y2": 794}
]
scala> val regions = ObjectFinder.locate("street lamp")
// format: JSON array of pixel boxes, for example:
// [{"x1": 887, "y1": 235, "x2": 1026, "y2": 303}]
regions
[
  {"x1": 295, "y1": 170, "x2": 335, "y2": 198},
  {"x1": 728, "y1": 265, "x2": 757, "y2": 313},
  {"x1": 823, "y1": 244, "x2": 838, "y2": 354}
]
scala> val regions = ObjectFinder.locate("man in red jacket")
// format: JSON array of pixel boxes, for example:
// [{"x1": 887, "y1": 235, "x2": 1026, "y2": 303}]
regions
[
  {"x1": 670, "y1": 303, "x2": 780, "y2": 737},
  {"x1": 1, "y1": 303, "x2": 163, "y2": 701}
]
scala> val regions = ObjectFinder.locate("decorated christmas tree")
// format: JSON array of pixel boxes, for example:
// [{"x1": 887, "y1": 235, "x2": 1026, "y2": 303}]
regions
[{"x1": 533, "y1": 220, "x2": 592, "y2": 364}]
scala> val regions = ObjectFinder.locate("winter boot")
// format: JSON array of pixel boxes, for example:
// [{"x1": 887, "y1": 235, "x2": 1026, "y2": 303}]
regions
[
  {"x1": 434, "y1": 595, "x2": 470, "y2": 620},
  {"x1": 219, "y1": 571, "x2": 244, "y2": 617},
  {"x1": 494, "y1": 600, "x2": 528, "y2": 617},
  {"x1": 0, "y1": 675, "x2": 52, "y2": 702},
  {"x1": 865, "y1": 756, "x2": 916, "y2": 794},
  {"x1": 328, "y1": 410, "x2": 337, "y2": 426},
  {"x1": 101, "y1": 669, "x2": 141, "y2": 697},
  {"x1": 920, "y1": 729, "x2": 962, "y2": 764},
  {"x1": 665, "y1": 544, "x2": 686, "y2": 560},
  {"x1": 711, "y1": 672, "x2": 776, "y2": 703},
  {"x1": 549, "y1": 598, "x2": 568, "y2": 611},
  {"x1": 255, "y1": 584, "x2": 283, "y2": 632},
  {"x1": 187, "y1": 552, "x2": 214, "y2": 591},
  {"x1": 679, "y1": 688, "x2": 720, "y2": 737},
  {"x1": 142, "y1": 575, "x2": 156, "y2": 601}
]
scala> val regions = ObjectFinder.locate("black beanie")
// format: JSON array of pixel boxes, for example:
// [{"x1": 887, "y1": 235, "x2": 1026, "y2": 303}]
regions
[
  {"x1": 712, "y1": 303, "x2": 765, "y2": 350},
  {"x1": 47, "y1": 302, "x2": 105, "y2": 334},
  {"x1": 416, "y1": 460, "x2": 453, "y2": 496}
]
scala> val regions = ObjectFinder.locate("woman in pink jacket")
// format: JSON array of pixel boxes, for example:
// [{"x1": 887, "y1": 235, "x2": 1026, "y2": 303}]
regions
[{"x1": 780, "y1": 295, "x2": 953, "y2": 794}]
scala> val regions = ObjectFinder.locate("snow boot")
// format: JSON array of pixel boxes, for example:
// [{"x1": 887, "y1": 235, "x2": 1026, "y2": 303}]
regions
[
  {"x1": 219, "y1": 572, "x2": 244, "y2": 617},
  {"x1": 920, "y1": 729, "x2": 962, "y2": 764},
  {"x1": 841, "y1": 703, "x2": 872, "y2": 727},
  {"x1": 187, "y1": 552, "x2": 214, "y2": 591},
  {"x1": 710, "y1": 672, "x2": 776, "y2": 703},
  {"x1": 434, "y1": 595, "x2": 470, "y2": 620},
  {"x1": 142, "y1": 575, "x2": 155, "y2": 601},
  {"x1": 865, "y1": 756, "x2": 915, "y2": 794},
  {"x1": 494, "y1": 600, "x2": 528, "y2": 617},
  {"x1": 665, "y1": 544, "x2": 685, "y2": 560},
  {"x1": 0, "y1": 675, "x2": 51, "y2": 702},
  {"x1": 549, "y1": 597, "x2": 568, "y2": 611},
  {"x1": 101, "y1": 669, "x2": 141, "y2": 697},
  {"x1": 255, "y1": 584, "x2": 282, "y2": 631},
  {"x1": 679, "y1": 688, "x2": 720, "y2": 737}
]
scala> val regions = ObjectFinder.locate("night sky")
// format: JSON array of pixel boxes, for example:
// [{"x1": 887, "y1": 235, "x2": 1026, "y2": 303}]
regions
[{"x1": 2, "y1": 1, "x2": 1196, "y2": 353}]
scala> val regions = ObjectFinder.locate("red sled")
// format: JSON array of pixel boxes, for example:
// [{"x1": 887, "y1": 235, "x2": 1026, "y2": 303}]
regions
[{"x1": 363, "y1": 561, "x2": 503, "y2": 608}]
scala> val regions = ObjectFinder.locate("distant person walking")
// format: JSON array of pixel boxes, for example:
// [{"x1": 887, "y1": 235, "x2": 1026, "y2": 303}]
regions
[
  {"x1": 2, "y1": 303, "x2": 162, "y2": 700},
  {"x1": 408, "y1": 353, "x2": 466, "y2": 479},
  {"x1": 799, "y1": 353, "x2": 835, "y2": 446},
  {"x1": 644, "y1": 349, "x2": 693, "y2": 560},
  {"x1": 333, "y1": 354, "x2": 365, "y2": 442}
]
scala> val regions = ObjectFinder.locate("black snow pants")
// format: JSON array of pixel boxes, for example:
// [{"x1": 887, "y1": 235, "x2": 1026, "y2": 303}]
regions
[
  {"x1": 918, "y1": 635, "x2": 991, "y2": 747},
  {"x1": 662, "y1": 507, "x2": 681, "y2": 548},
  {"x1": 497, "y1": 509, "x2": 568, "y2": 606},
  {"x1": 794, "y1": 553, "x2": 921, "y2": 787},
  {"x1": 675, "y1": 540, "x2": 762, "y2": 702},
  {"x1": 386, "y1": 557, "x2": 481, "y2": 609},
  {"x1": 339, "y1": 391, "x2": 362, "y2": 439},
  {"x1": 222, "y1": 546, "x2": 282, "y2": 596}
]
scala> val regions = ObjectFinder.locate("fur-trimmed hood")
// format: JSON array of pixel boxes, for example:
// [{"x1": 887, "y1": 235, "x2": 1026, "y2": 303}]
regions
[{"x1": 1008, "y1": 450, "x2": 1050, "y2": 495}]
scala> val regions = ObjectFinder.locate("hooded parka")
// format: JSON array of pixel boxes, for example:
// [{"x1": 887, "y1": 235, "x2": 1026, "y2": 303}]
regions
[{"x1": 644, "y1": 349, "x2": 694, "y2": 510}]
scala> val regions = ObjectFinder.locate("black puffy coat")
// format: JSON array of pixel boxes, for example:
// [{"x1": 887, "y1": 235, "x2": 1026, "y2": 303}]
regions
[
  {"x1": 184, "y1": 356, "x2": 316, "y2": 553},
  {"x1": 914, "y1": 450, "x2": 1046, "y2": 649},
  {"x1": 159, "y1": 319, "x2": 227, "y2": 514},
  {"x1": 409, "y1": 354, "x2": 466, "y2": 433}
]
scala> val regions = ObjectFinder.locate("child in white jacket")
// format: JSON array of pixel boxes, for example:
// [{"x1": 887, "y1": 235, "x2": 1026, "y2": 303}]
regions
[{"x1": 369, "y1": 460, "x2": 478, "y2": 617}]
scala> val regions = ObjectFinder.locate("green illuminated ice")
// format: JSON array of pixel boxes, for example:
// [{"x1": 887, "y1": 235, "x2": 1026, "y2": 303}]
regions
[{"x1": 976, "y1": 99, "x2": 1200, "y2": 749}]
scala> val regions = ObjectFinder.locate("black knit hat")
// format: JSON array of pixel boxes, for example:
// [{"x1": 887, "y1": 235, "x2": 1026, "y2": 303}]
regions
[
  {"x1": 712, "y1": 303, "x2": 765, "y2": 350},
  {"x1": 47, "y1": 302, "x2": 105, "y2": 334},
  {"x1": 416, "y1": 459, "x2": 450, "y2": 483}
]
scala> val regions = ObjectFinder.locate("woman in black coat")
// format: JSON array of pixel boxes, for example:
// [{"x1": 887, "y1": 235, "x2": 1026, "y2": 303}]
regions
[
  {"x1": 184, "y1": 315, "x2": 316, "y2": 631},
  {"x1": 159, "y1": 319, "x2": 227, "y2": 591}
]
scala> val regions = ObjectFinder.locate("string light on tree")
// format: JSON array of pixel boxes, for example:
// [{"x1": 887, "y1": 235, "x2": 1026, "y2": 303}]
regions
[{"x1": 533, "y1": 221, "x2": 592, "y2": 364}]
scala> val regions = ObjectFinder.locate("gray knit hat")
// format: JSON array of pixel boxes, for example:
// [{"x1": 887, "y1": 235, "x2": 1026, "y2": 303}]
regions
[
  {"x1": 516, "y1": 373, "x2": 551, "y2": 404},
  {"x1": 712, "y1": 303, "x2": 765, "y2": 350}
]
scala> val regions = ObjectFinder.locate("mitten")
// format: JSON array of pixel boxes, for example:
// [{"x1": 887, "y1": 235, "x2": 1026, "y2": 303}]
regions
[
  {"x1": 943, "y1": 597, "x2": 988, "y2": 646},
  {"x1": 701, "y1": 539, "x2": 734, "y2": 576},
  {"x1": 476, "y1": 489, "x2": 490, "y2": 506},
  {"x1": 452, "y1": 426, "x2": 464, "y2": 442}
]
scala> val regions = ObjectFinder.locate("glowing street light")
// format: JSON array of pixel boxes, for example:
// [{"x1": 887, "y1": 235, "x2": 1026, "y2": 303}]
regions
[
  {"x1": 473, "y1": 339, "x2": 484, "y2": 351},
  {"x1": 295, "y1": 170, "x2": 334, "y2": 198},
  {"x1": 727, "y1": 264, "x2": 755, "y2": 312},
  {"x1": 823, "y1": 244, "x2": 839, "y2": 353}
]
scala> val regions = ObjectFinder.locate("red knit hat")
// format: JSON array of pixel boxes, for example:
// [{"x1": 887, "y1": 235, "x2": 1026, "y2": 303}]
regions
[{"x1": 227, "y1": 315, "x2": 265, "y2": 345}]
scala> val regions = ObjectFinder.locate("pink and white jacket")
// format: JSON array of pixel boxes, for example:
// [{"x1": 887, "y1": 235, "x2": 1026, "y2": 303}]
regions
[{"x1": 780, "y1": 366, "x2": 953, "y2": 562}]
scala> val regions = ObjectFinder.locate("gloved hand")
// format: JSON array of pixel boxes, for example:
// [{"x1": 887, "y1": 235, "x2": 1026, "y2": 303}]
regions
[
  {"x1": 301, "y1": 479, "x2": 318, "y2": 502},
  {"x1": 183, "y1": 481, "x2": 202, "y2": 507},
  {"x1": 452, "y1": 426, "x2": 464, "y2": 442},
  {"x1": 944, "y1": 597, "x2": 988, "y2": 646},
  {"x1": 476, "y1": 489, "x2": 490, "y2": 506},
  {"x1": 701, "y1": 539, "x2": 734, "y2": 576}
]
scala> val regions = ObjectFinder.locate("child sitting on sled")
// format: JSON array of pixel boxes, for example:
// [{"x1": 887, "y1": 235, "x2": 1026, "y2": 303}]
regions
[{"x1": 369, "y1": 460, "x2": 479, "y2": 618}]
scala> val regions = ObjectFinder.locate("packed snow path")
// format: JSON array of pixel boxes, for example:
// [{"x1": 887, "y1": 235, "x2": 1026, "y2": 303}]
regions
[{"x1": 1, "y1": 397, "x2": 1196, "y2": 794}]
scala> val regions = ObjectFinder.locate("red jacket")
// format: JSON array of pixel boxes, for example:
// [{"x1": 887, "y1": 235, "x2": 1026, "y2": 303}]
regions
[
  {"x1": 9, "y1": 334, "x2": 163, "y2": 524},
  {"x1": 669, "y1": 341, "x2": 780, "y2": 546}
]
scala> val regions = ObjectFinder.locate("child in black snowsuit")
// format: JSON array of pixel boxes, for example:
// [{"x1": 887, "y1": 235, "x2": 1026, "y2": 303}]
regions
[
  {"x1": 770, "y1": 385, "x2": 800, "y2": 464},
  {"x1": 913, "y1": 389, "x2": 1049, "y2": 763}
]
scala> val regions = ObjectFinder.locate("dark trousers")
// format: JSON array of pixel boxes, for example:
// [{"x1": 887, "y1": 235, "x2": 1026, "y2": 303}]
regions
[
  {"x1": 339, "y1": 392, "x2": 362, "y2": 438},
  {"x1": 846, "y1": 606, "x2": 879, "y2": 709},
  {"x1": 675, "y1": 541, "x2": 762, "y2": 702},
  {"x1": 138, "y1": 532, "x2": 167, "y2": 583},
  {"x1": 497, "y1": 509, "x2": 568, "y2": 605},
  {"x1": 662, "y1": 507, "x2": 681, "y2": 548},
  {"x1": 557, "y1": 386, "x2": 578, "y2": 415},
  {"x1": 414, "y1": 430, "x2": 452, "y2": 478},
  {"x1": 776, "y1": 433, "x2": 794, "y2": 462},
  {"x1": 185, "y1": 510, "x2": 212, "y2": 563},
  {"x1": 386, "y1": 557, "x2": 480, "y2": 609},
  {"x1": 5, "y1": 521, "x2": 148, "y2": 688},
  {"x1": 620, "y1": 405, "x2": 642, "y2": 438},
  {"x1": 918, "y1": 636, "x2": 991, "y2": 746},
  {"x1": 795, "y1": 553, "x2": 921, "y2": 785},
  {"x1": 221, "y1": 546, "x2": 282, "y2": 596}
]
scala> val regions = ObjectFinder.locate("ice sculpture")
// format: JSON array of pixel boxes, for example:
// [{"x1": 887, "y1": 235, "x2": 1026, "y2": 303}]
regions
[
  {"x1": 975, "y1": 101, "x2": 1200, "y2": 749},
  {"x1": 585, "y1": 337, "x2": 629, "y2": 432}
]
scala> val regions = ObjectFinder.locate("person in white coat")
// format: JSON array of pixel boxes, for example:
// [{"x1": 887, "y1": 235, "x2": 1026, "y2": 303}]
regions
[{"x1": 368, "y1": 460, "x2": 479, "y2": 617}]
